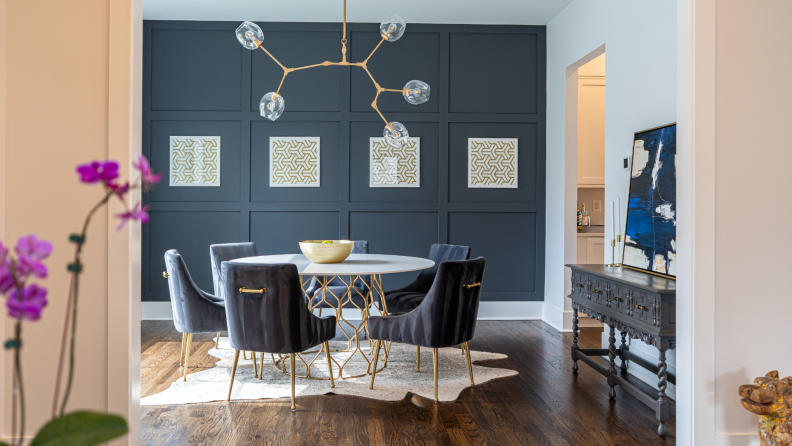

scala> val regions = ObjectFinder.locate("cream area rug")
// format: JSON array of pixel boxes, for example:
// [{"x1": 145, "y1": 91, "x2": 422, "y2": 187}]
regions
[{"x1": 141, "y1": 337, "x2": 518, "y2": 405}]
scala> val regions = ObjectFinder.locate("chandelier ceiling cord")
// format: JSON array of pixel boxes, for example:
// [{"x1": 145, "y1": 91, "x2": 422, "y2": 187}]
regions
[{"x1": 236, "y1": 0, "x2": 430, "y2": 148}]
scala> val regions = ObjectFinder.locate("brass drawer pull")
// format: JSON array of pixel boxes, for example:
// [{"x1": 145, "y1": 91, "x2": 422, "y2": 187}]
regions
[
  {"x1": 163, "y1": 271, "x2": 169, "y2": 278},
  {"x1": 575, "y1": 283, "x2": 583, "y2": 288},
  {"x1": 593, "y1": 290, "x2": 602, "y2": 295},
  {"x1": 613, "y1": 296, "x2": 623, "y2": 302},
  {"x1": 635, "y1": 304, "x2": 648, "y2": 311},
  {"x1": 463, "y1": 282, "x2": 481, "y2": 289},
  {"x1": 239, "y1": 287, "x2": 266, "y2": 294}
]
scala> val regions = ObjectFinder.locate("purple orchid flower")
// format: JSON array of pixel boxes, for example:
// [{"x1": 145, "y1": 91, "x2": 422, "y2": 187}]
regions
[
  {"x1": 115, "y1": 202, "x2": 149, "y2": 231},
  {"x1": 0, "y1": 262, "x2": 13, "y2": 294},
  {"x1": 108, "y1": 181, "x2": 131, "y2": 201},
  {"x1": 6, "y1": 283, "x2": 48, "y2": 321},
  {"x1": 76, "y1": 160, "x2": 120, "y2": 185},
  {"x1": 133, "y1": 155, "x2": 162, "y2": 187},
  {"x1": 14, "y1": 234, "x2": 52, "y2": 279}
]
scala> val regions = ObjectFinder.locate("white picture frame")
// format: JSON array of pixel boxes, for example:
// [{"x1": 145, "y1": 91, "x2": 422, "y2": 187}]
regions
[
  {"x1": 269, "y1": 137, "x2": 321, "y2": 187},
  {"x1": 169, "y1": 136, "x2": 221, "y2": 187},
  {"x1": 369, "y1": 137, "x2": 420, "y2": 188},
  {"x1": 467, "y1": 138, "x2": 518, "y2": 188}
]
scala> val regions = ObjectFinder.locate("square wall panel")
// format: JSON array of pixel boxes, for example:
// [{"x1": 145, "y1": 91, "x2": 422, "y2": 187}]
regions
[
  {"x1": 251, "y1": 30, "x2": 342, "y2": 112},
  {"x1": 251, "y1": 121, "x2": 340, "y2": 202},
  {"x1": 350, "y1": 122, "x2": 439, "y2": 203},
  {"x1": 448, "y1": 212, "x2": 538, "y2": 301},
  {"x1": 349, "y1": 212, "x2": 438, "y2": 290},
  {"x1": 150, "y1": 121, "x2": 241, "y2": 202},
  {"x1": 449, "y1": 122, "x2": 537, "y2": 203},
  {"x1": 350, "y1": 31, "x2": 440, "y2": 113},
  {"x1": 151, "y1": 29, "x2": 242, "y2": 111},
  {"x1": 449, "y1": 33, "x2": 538, "y2": 114},
  {"x1": 250, "y1": 212, "x2": 340, "y2": 255},
  {"x1": 148, "y1": 211, "x2": 241, "y2": 296}
]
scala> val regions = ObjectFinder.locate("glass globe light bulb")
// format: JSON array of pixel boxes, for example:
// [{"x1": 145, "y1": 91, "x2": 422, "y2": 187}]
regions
[
  {"x1": 403, "y1": 80, "x2": 430, "y2": 105},
  {"x1": 380, "y1": 14, "x2": 406, "y2": 42},
  {"x1": 236, "y1": 21, "x2": 264, "y2": 50},
  {"x1": 384, "y1": 122, "x2": 409, "y2": 148},
  {"x1": 260, "y1": 92, "x2": 285, "y2": 121}
]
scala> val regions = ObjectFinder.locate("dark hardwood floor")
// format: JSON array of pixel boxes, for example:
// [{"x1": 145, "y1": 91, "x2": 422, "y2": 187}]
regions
[{"x1": 141, "y1": 321, "x2": 675, "y2": 445}]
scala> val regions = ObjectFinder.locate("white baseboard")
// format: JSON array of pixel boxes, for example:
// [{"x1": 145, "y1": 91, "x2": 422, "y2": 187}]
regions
[{"x1": 141, "y1": 301, "x2": 545, "y2": 321}]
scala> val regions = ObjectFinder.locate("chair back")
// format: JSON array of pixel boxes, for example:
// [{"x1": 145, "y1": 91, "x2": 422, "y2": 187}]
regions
[
  {"x1": 210, "y1": 242, "x2": 258, "y2": 297},
  {"x1": 222, "y1": 261, "x2": 335, "y2": 354},
  {"x1": 164, "y1": 249, "x2": 227, "y2": 334},
  {"x1": 414, "y1": 244, "x2": 471, "y2": 293},
  {"x1": 416, "y1": 257, "x2": 485, "y2": 347}
]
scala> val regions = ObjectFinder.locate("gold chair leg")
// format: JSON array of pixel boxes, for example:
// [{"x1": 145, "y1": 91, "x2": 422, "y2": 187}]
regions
[
  {"x1": 227, "y1": 350, "x2": 240, "y2": 402},
  {"x1": 461, "y1": 343, "x2": 466, "y2": 354},
  {"x1": 290, "y1": 353, "x2": 296, "y2": 411},
  {"x1": 370, "y1": 340, "x2": 382, "y2": 389},
  {"x1": 464, "y1": 342, "x2": 474, "y2": 386},
  {"x1": 433, "y1": 348, "x2": 439, "y2": 403},
  {"x1": 243, "y1": 351, "x2": 248, "y2": 360},
  {"x1": 179, "y1": 333, "x2": 187, "y2": 366},
  {"x1": 318, "y1": 307, "x2": 322, "y2": 317},
  {"x1": 215, "y1": 332, "x2": 220, "y2": 349},
  {"x1": 416, "y1": 346, "x2": 420, "y2": 372},
  {"x1": 182, "y1": 334, "x2": 193, "y2": 382},
  {"x1": 259, "y1": 353, "x2": 264, "y2": 380},
  {"x1": 324, "y1": 342, "x2": 335, "y2": 388},
  {"x1": 252, "y1": 352, "x2": 258, "y2": 378}
]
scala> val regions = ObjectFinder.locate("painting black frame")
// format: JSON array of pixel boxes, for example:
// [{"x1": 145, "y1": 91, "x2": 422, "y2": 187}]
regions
[{"x1": 621, "y1": 122, "x2": 677, "y2": 280}]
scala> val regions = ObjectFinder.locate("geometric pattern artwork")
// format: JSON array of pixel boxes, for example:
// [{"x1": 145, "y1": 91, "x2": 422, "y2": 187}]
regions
[
  {"x1": 269, "y1": 137, "x2": 321, "y2": 187},
  {"x1": 169, "y1": 136, "x2": 221, "y2": 186},
  {"x1": 369, "y1": 137, "x2": 420, "y2": 188},
  {"x1": 468, "y1": 138, "x2": 518, "y2": 188}
]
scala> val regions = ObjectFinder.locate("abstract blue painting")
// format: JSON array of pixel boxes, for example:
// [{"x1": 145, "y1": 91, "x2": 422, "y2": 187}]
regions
[{"x1": 622, "y1": 124, "x2": 676, "y2": 278}]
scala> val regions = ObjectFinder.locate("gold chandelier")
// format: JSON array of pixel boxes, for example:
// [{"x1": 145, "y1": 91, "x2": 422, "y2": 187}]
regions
[{"x1": 235, "y1": 1, "x2": 430, "y2": 148}]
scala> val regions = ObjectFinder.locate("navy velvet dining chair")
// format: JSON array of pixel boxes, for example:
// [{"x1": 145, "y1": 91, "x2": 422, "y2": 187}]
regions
[
  {"x1": 163, "y1": 249, "x2": 227, "y2": 382},
  {"x1": 368, "y1": 257, "x2": 486, "y2": 402},
  {"x1": 222, "y1": 261, "x2": 337, "y2": 410},
  {"x1": 210, "y1": 242, "x2": 259, "y2": 298},
  {"x1": 381, "y1": 243, "x2": 471, "y2": 314}
]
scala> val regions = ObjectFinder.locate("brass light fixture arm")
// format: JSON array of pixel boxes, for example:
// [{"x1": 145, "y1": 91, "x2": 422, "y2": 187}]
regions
[{"x1": 253, "y1": 2, "x2": 413, "y2": 126}]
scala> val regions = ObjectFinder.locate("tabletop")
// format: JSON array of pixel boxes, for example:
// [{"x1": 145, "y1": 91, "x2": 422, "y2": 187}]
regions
[{"x1": 231, "y1": 253, "x2": 435, "y2": 276}]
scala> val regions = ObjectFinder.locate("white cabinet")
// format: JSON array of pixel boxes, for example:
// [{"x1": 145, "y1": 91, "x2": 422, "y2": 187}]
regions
[{"x1": 577, "y1": 235, "x2": 605, "y2": 264}]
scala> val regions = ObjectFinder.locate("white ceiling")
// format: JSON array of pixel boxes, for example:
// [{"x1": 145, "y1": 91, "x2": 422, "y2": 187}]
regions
[{"x1": 142, "y1": 0, "x2": 574, "y2": 25}]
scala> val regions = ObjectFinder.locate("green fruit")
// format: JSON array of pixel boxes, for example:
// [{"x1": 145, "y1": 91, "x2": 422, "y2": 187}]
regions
[{"x1": 322, "y1": 240, "x2": 332, "y2": 244}]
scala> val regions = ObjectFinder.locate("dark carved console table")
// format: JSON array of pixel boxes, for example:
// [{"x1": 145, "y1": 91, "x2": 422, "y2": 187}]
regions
[{"x1": 566, "y1": 264, "x2": 676, "y2": 436}]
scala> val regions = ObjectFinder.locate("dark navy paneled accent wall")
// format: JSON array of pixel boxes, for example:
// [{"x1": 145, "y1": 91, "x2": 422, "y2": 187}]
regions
[{"x1": 142, "y1": 21, "x2": 546, "y2": 302}]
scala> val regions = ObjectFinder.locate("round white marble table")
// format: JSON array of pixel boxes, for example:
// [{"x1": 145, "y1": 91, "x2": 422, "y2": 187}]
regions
[{"x1": 231, "y1": 253, "x2": 434, "y2": 379}]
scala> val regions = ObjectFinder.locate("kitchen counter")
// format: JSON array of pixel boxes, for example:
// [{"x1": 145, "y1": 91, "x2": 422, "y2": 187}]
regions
[{"x1": 577, "y1": 226, "x2": 605, "y2": 237}]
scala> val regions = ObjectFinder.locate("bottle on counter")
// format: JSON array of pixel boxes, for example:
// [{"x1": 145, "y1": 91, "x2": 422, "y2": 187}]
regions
[{"x1": 577, "y1": 203, "x2": 583, "y2": 232}]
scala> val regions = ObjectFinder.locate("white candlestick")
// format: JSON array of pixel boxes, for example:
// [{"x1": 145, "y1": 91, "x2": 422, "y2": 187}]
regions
[
  {"x1": 617, "y1": 196, "x2": 622, "y2": 237},
  {"x1": 611, "y1": 201, "x2": 616, "y2": 241}
]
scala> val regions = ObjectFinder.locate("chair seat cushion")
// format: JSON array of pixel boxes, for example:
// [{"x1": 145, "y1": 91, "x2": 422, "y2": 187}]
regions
[
  {"x1": 308, "y1": 285, "x2": 371, "y2": 309},
  {"x1": 384, "y1": 291, "x2": 427, "y2": 314}
]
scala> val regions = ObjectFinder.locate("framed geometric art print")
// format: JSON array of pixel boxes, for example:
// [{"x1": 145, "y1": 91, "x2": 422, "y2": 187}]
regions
[
  {"x1": 169, "y1": 136, "x2": 221, "y2": 186},
  {"x1": 622, "y1": 123, "x2": 677, "y2": 279},
  {"x1": 467, "y1": 138, "x2": 518, "y2": 188},
  {"x1": 269, "y1": 137, "x2": 321, "y2": 187},
  {"x1": 369, "y1": 137, "x2": 420, "y2": 187}
]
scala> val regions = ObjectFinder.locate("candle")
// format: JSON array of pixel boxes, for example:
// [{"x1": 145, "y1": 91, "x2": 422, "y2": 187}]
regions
[
  {"x1": 617, "y1": 196, "x2": 621, "y2": 238},
  {"x1": 611, "y1": 201, "x2": 616, "y2": 241}
]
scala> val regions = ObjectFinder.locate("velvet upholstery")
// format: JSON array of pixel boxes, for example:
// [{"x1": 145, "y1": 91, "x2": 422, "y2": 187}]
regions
[
  {"x1": 382, "y1": 243, "x2": 471, "y2": 314},
  {"x1": 368, "y1": 257, "x2": 486, "y2": 348},
  {"x1": 222, "y1": 261, "x2": 337, "y2": 354},
  {"x1": 164, "y1": 249, "x2": 227, "y2": 334},
  {"x1": 305, "y1": 241, "x2": 372, "y2": 309},
  {"x1": 210, "y1": 242, "x2": 258, "y2": 298}
]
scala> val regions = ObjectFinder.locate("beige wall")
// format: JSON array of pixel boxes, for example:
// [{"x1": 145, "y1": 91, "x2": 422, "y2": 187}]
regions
[
  {"x1": 677, "y1": 0, "x2": 792, "y2": 444},
  {"x1": 1, "y1": 0, "x2": 139, "y2": 443}
]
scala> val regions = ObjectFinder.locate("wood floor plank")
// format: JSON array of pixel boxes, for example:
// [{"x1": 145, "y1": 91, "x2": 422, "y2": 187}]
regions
[{"x1": 140, "y1": 321, "x2": 676, "y2": 445}]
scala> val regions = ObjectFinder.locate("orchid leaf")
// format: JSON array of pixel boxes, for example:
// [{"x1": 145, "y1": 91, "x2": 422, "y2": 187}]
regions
[{"x1": 30, "y1": 411, "x2": 127, "y2": 446}]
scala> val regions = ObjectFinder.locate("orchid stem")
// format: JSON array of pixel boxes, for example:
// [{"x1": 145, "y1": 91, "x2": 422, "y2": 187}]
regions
[
  {"x1": 14, "y1": 320, "x2": 25, "y2": 446},
  {"x1": 57, "y1": 191, "x2": 112, "y2": 416}
]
